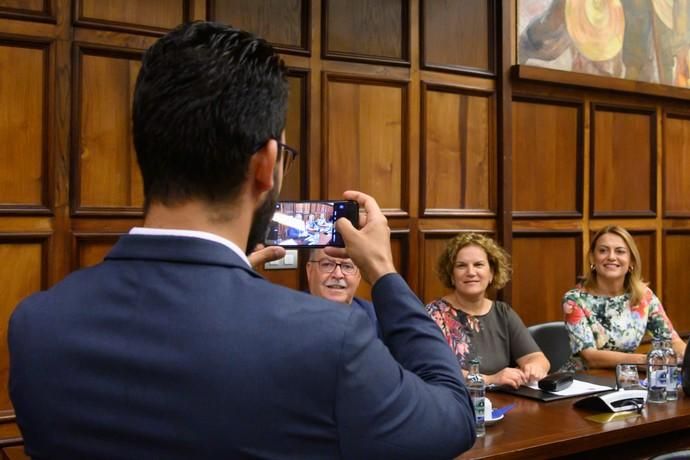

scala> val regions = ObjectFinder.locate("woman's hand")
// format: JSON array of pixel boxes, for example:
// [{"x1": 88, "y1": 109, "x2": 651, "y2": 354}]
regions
[
  {"x1": 518, "y1": 351, "x2": 551, "y2": 383},
  {"x1": 521, "y1": 361, "x2": 548, "y2": 383},
  {"x1": 485, "y1": 368, "x2": 527, "y2": 389}
]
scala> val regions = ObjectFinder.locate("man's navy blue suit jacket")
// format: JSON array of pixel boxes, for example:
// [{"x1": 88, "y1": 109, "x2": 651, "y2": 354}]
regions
[{"x1": 9, "y1": 235, "x2": 475, "y2": 459}]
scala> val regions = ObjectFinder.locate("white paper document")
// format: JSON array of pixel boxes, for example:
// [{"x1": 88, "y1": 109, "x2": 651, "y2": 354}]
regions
[{"x1": 526, "y1": 379, "x2": 613, "y2": 396}]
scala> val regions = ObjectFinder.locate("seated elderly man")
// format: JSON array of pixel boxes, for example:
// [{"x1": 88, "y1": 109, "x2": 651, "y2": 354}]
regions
[{"x1": 306, "y1": 249, "x2": 382, "y2": 338}]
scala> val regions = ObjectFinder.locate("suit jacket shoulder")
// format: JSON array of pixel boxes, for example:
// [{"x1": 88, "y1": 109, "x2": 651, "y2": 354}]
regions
[{"x1": 352, "y1": 296, "x2": 382, "y2": 339}]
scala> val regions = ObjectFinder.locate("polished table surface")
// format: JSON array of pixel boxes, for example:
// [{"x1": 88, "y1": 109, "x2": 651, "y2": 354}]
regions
[{"x1": 458, "y1": 371, "x2": 690, "y2": 459}]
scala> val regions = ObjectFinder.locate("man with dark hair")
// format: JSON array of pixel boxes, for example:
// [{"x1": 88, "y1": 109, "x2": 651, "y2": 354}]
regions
[{"x1": 9, "y1": 21, "x2": 475, "y2": 459}]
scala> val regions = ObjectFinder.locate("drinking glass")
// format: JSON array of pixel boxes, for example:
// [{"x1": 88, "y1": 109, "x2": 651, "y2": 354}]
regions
[{"x1": 617, "y1": 364, "x2": 641, "y2": 390}]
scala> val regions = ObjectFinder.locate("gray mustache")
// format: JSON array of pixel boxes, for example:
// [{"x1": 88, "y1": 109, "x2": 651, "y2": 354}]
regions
[{"x1": 325, "y1": 281, "x2": 347, "y2": 288}]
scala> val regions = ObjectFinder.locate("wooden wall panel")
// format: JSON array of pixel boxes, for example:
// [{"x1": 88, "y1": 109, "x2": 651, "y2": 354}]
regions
[
  {"x1": 663, "y1": 114, "x2": 690, "y2": 217},
  {"x1": 322, "y1": 0, "x2": 408, "y2": 64},
  {"x1": 0, "y1": 40, "x2": 49, "y2": 213},
  {"x1": 1, "y1": 0, "x2": 46, "y2": 11},
  {"x1": 0, "y1": 235, "x2": 48, "y2": 410},
  {"x1": 355, "y1": 229, "x2": 408, "y2": 301},
  {"x1": 663, "y1": 231, "x2": 690, "y2": 333},
  {"x1": 591, "y1": 105, "x2": 656, "y2": 217},
  {"x1": 631, "y1": 230, "x2": 656, "y2": 291},
  {"x1": 324, "y1": 75, "x2": 407, "y2": 215},
  {"x1": 421, "y1": 0, "x2": 493, "y2": 75},
  {"x1": 421, "y1": 84, "x2": 493, "y2": 216},
  {"x1": 209, "y1": 0, "x2": 308, "y2": 54},
  {"x1": 2, "y1": 445, "x2": 29, "y2": 460},
  {"x1": 278, "y1": 70, "x2": 309, "y2": 201},
  {"x1": 0, "y1": 0, "x2": 49, "y2": 13},
  {"x1": 511, "y1": 232, "x2": 581, "y2": 326},
  {"x1": 512, "y1": 98, "x2": 582, "y2": 217},
  {"x1": 72, "y1": 233, "x2": 120, "y2": 269},
  {"x1": 419, "y1": 231, "x2": 451, "y2": 304},
  {"x1": 72, "y1": 46, "x2": 143, "y2": 215},
  {"x1": 0, "y1": 0, "x2": 53, "y2": 22},
  {"x1": 75, "y1": 0, "x2": 187, "y2": 35}
]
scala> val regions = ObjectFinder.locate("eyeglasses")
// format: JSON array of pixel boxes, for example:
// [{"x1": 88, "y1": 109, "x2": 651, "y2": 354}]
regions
[
  {"x1": 308, "y1": 258, "x2": 358, "y2": 276},
  {"x1": 275, "y1": 140, "x2": 298, "y2": 175},
  {"x1": 251, "y1": 138, "x2": 299, "y2": 177}
]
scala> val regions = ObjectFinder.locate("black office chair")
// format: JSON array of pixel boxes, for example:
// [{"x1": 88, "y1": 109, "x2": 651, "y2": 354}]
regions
[{"x1": 527, "y1": 321, "x2": 572, "y2": 373}]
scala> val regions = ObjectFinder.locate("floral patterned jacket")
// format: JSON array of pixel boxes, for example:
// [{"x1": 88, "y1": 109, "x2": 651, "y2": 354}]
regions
[
  {"x1": 562, "y1": 287, "x2": 678, "y2": 356},
  {"x1": 425, "y1": 298, "x2": 539, "y2": 374}
]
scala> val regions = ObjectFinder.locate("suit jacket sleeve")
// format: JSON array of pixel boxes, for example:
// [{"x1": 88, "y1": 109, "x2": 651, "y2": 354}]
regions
[{"x1": 335, "y1": 274, "x2": 476, "y2": 459}]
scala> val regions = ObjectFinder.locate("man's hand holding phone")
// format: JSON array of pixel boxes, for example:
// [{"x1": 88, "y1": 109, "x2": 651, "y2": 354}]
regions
[
  {"x1": 248, "y1": 244, "x2": 286, "y2": 269},
  {"x1": 324, "y1": 190, "x2": 396, "y2": 285}
]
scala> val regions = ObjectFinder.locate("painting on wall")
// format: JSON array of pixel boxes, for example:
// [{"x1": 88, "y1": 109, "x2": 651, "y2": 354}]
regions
[{"x1": 518, "y1": 0, "x2": 690, "y2": 88}]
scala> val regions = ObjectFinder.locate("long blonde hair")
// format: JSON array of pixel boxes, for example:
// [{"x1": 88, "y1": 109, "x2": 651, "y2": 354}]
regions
[{"x1": 583, "y1": 225, "x2": 646, "y2": 305}]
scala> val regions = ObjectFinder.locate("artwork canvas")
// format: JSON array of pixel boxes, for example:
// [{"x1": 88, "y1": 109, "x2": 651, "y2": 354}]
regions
[{"x1": 518, "y1": 0, "x2": 690, "y2": 88}]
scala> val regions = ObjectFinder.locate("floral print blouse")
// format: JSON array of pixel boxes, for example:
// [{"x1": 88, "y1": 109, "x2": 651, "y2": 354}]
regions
[
  {"x1": 562, "y1": 287, "x2": 679, "y2": 356},
  {"x1": 425, "y1": 298, "x2": 540, "y2": 375}
]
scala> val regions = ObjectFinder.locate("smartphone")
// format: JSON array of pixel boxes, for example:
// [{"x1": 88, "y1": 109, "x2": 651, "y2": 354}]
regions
[{"x1": 264, "y1": 200, "x2": 359, "y2": 248}]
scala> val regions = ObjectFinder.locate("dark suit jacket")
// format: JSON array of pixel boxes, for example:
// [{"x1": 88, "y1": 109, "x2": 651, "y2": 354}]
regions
[
  {"x1": 352, "y1": 297, "x2": 383, "y2": 340},
  {"x1": 9, "y1": 235, "x2": 475, "y2": 459}
]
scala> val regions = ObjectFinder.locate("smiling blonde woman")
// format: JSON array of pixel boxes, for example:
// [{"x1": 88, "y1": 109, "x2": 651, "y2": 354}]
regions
[{"x1": 563, "y1": 225, "x2": 686, "y2": 369}]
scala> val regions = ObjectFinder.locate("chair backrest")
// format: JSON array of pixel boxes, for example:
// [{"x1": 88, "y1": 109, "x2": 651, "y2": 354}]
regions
[
  {"x1": 649, "y1": 450, "x2": 690, "y2": 460},
  {"x1": 527, "y1": 321, "x2": 571, "y2": 373}
]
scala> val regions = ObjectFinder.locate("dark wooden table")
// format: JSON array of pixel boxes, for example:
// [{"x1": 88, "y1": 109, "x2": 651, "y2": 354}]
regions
[{"x1": 458, "y1": 372, "x2": 690, "y2": 459}]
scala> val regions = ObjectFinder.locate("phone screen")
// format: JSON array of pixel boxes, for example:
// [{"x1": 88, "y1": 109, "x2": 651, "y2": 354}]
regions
[{"x1": 264, "y1": 200, "x2": 358, "y2": 248}]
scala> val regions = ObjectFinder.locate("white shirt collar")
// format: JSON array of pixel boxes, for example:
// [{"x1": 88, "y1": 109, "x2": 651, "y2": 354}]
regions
[{"x1": 129, "y1": 227, "x2": 251, "y2": 267}]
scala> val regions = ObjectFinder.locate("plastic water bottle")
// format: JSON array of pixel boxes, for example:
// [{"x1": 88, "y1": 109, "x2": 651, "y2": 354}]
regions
[
  {"x1": 467, "y1": 358, "x2": 486, "y2": 437},
  {"x1": 647, "y1": 338, "x2": 667, "y2": 403},
  {"x1": 662, "y1": 337, "x2": 679, "y2": 401}
]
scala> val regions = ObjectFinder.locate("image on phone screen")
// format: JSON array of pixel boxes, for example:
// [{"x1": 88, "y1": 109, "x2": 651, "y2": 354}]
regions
[{"x1": 264, "y1": 201, "x2": 357, "y2": 248}]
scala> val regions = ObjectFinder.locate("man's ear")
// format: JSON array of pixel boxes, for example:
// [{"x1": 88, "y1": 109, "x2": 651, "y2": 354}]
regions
[{"x1": 249, "y1": 139, "x2": 278, "y2": 194}]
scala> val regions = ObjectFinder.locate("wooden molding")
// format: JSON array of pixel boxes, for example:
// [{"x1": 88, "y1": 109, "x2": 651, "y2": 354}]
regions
[
  {"x1": 514, "y1": 64, "x2": 690, "y2": 102},
  {"x1": 513, "y1": 211, "x2": 583, "y2": 219},
  {"x1": 423, "y1": 209, "x2": 496, "y2": 217},
  {"x1": 0, "y1": 0, "x2": 55, "y2": 24},
  {"x1": 72, "y1": 0, "x2": 190, "y2": 37}
]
